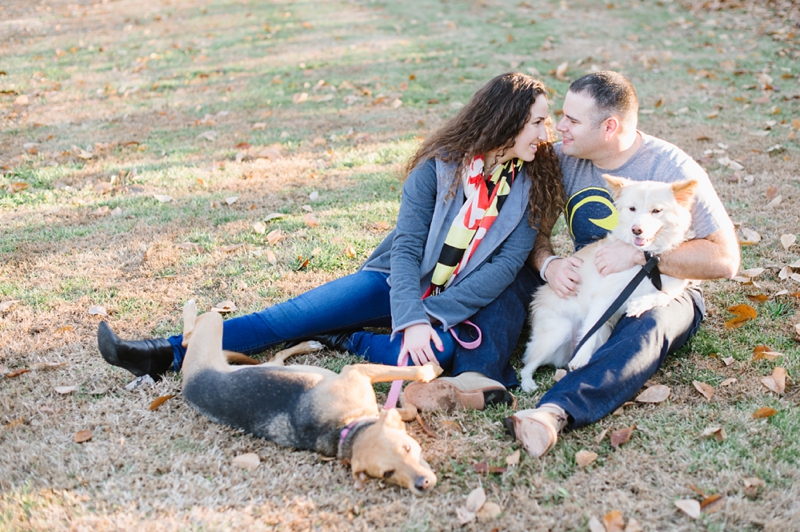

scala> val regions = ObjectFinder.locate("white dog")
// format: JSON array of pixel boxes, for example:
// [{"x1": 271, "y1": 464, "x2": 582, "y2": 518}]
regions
[{"x1": 520, "y1": 175, "x2": 697, "y2": 393}]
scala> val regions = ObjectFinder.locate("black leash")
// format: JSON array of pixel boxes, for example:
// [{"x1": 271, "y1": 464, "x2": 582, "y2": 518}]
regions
[{"x1": 569, "y1": 254, "x2": 661, "y2": 361}]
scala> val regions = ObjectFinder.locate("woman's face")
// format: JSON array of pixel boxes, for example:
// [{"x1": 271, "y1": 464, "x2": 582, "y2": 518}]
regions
[{"x1": 500, "y1": 97, "x2": 550, "y2": 163}]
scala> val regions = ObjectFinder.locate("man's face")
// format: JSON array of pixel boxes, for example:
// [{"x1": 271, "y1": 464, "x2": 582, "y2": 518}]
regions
[{"x1": 556, "y1": 90, "x2": 606, "y2": 160}]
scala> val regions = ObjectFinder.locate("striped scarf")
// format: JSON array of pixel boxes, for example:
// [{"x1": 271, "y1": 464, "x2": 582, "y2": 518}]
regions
[{"x1": 423, "y1": 155, "x2": 520, "y2": 298}]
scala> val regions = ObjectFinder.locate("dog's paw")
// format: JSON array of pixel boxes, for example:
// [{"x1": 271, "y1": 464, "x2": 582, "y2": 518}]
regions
[
  {"x1": 520, "y1": 376, "x2": 539, "y2": 393},
  {"x1": 420, "y1": 362, "x2": 443, "y2": 382},
  {"x1": 568, "y1": 357, "x2": 589, "y2": 372}
]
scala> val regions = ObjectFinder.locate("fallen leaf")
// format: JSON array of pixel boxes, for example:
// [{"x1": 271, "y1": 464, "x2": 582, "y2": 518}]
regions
[
  {"x1": 219, "y1": 244, "x2": 244, "y2": 253},
  {"x1": 14, "y1": 94, "x2": 29, "y2": 106},
  {"x1": 292, "y1": 92, "x2": 308, "y2": 104},
  {"x1": 610, "y1": 426, "x2": 635, "y2": 448},
  {"x1": 148, "y1": 394, "x2": 176, "y2": 410},
  {"x1": 698, "y1": 494, "x2": 724, "y2": 513},
  {"x1": 211, "y1": 300, "x2": 237, "y2": 313},
  {"x1": 264, "y1": 212, "x2": 285, "y2": 222},
  {"x1": 505, "y1": 449, "x2": 520, "y2": 466},
  {"x1": 54, "y1": 386, "x2": 77, "y2": 395},
  {"x1": 766, "y1": 195, "x2": 782, "y2": 208},
  {"x1": 473, "y1": 462, "x2": 506, "y2": 474},
  {"x1": 266, "y1": 250, "x2": 277, "y2": 265},
  {"x1": 635, "y1": 384, "x2": 671, "y2": 403},
  {"x1": 739, "y1": 267, "x2": 765, "y2": 278},
  {"x1": 752, "y1": 406, "x2": 778, "y2": 419},
  {"x1": 309, "y1": 190, "x2": 319, "y2": 201},
  {"x1": 343, "y1": 245, "x2": 356, "y2": 258},
  {"x1": 73, "y1": 429, "x2": 93, "y2": 444},
  {"x1": 196, "y1": 130, "x2": 217, "y2": 142},
  {"x1": 555, "y1": 61, "x2": 569, "y2": 81},
  {"x1": 303, "y1": 213, "x2": 319, "y2": 227},
  {"x1": 0, "y1": 300, "x2": 20, "y2": 312},
  {"x1": 743, "y1": 477, "x2": 764, "y2": 497},
  {"x1": 476, "y1": 501, "x2": 502, "y2": 521},
  {"x1": 576, "y1": 450, "x2": 598, "y2": 467},
  {"x1": 266, "y1": 229, "x2": 283, "y2": 245},
  {"x1": 725, "y1": 304, "x2": 757, "y2": 329},
  {"x1": 780, "y1": 234, "x2": 796, "y2": 250},
  {"x1": 256, "y1": 148, "x2": 281, "y2": 161},
  {"x1": 718, "y1": 156, "x2": 744, "y2": 171},
  {"x1": 595, "y1": 427, "x2": 610, "y2": 444},
  {"x1": 375, "y1": 221, "x2": 391, "y2": 231},
  {"x1": 251, "y1": 122, "x2": 266, "y2": 130},
  {"x1": 302, "y1": 204, "x2": 313, "y2": 212},
  {"x1": 746, "y1": 294, "x2": 768, "y2": 304},
  {"x1": 225, "y1": 196, "x2": 239, "y2": 205},
  {"x1": 88, "y1": 305, "x2": 108, "y2": 317},
  {"x1": 720, "y1": 377, "x2": 737, "y2": 386},
  {"x1": 5, "y1": 417, "x2": 26, "y2": 429},
  {"x1": 253, "y1": 221, "x2": 266, "y2": 234},
  {"x1": 674, "y1": 499, "x2": 701, "y2": 519},
  {"x1": 603, "y1": 509, "x2": 625, "y2": 532},
  {"x1": 30, "y1": 361, "x2": 67, "y2": 371},
  {"x1": 765, "y1": 185, "x2": 780, "y2": 202},
  {"x1": 700, "y1": 426, "x2": 727, "y2": 441},
  {"x1": 721, "y1": 357, "x2": 735, "y2": 366},
  {"x1": 738, "y1": 227, "x2": 761, "y2": 245},
  {"x1": 456, "y1": 506, "x2": 476, "y2": 525},
  {"x1": 235, "y1": 142, "x2": 251, "y2": 149},
  {"x1": 588, "y1": 516, "x2": 605, "y2": 532},
  {"x1": 232, "y1": 452, "x2": 260, "y2": 472},
  {"x1": 625, "y1": 517, "x2": 644, "y2": 532},
  {"x1": 752, "y1": 344, "x2": 782, "y2": 361},
  {"x1": 153, "y1": 194, "x2": 173, "y2": 203},
  {"x1": 6, "y1": 368, "x2": 30, "y2": 378},
  {"x1": 465, "y1": 486, "x2": 486, "y2": 513},
  {"x1": 296, "y1": 256, "x2": 310, "y2": 271},
  {"x1": 693, "y1": 380, "x2": 715, "y2": 400},
  {"x1": 779, "y1": 266, "x2": 792, "y2": 280}
]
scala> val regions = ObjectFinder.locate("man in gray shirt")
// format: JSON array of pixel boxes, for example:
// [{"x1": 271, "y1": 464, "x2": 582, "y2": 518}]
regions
[{"x1": 507, "y1": 71, "x2": 740, "y2": 458}]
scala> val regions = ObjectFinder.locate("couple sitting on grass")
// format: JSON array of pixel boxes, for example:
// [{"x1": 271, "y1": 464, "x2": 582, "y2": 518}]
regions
[{"x1": 98, "y1": 71, "x2": 739, "y2": 458}]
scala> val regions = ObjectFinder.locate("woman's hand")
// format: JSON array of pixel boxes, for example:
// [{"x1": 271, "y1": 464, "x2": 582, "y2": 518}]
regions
[{"x1": 399, "y1": 323, "x2": 444, "y2": 366}]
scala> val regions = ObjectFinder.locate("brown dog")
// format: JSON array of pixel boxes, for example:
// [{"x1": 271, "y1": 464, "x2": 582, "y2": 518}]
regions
[{"x1": 179, "y1": 300, "x2": 442, "y2": 494}]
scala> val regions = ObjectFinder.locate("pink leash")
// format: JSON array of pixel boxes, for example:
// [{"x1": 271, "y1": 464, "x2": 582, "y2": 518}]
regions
[{"x1": 383, "y1": 321, "x2": 483, "y2": 410}]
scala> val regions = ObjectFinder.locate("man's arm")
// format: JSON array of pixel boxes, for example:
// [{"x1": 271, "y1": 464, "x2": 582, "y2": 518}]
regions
[
  {"x1": 595, "y1": 226, "x2": 740, "y2": 280},
  {"x1": 527, "y1": 216, "x2": 583, "y2": 298}
]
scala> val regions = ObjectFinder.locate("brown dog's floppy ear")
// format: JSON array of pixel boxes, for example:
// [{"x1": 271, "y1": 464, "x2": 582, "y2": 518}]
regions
[
  {"x1": 602, "y1": 174, "x2": 632, "y2": 198},
  {"x1": 379, "y1": 408, "x2": 407, "y2": 430},
  {"x1": 671, "y1": 179, "x2": 699, "y2": 208}
]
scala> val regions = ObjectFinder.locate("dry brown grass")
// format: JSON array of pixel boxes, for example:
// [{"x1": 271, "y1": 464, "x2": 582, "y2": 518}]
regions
[{"x1": 2, "y1": 0, "x2": 800, "y2": 530}]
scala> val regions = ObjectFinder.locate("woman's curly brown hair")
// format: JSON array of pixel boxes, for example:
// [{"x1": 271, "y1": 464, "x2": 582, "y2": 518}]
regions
[{"x1": 403, "y1": 72, "x2": 564, "y2": 227}]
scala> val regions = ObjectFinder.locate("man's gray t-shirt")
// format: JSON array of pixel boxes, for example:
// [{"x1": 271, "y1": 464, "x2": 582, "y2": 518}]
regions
[{"x1": 555, "y1": 132, "x2": 734, "y2": 311}]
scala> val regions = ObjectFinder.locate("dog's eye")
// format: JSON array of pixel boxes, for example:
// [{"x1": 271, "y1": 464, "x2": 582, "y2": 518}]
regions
[
  {"x1": 628, "y1": 206, "x2": 636, "y2": 212},
  {"x1": 403, "y1": 444, "x2": 411, "y2": 453},
  {"x1": 652, "y1": 208, "x2": 662, "y2": 214},
  {"x1": 383, "y1": 470, "x2": 395, "y2": 479}
]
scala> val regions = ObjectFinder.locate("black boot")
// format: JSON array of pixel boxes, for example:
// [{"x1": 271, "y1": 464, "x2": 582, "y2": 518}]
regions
[
  {"x1": 311, "y1": 330, "x2": 354, "y2": 352},
  {"x1": 97, "y1": 321, "x2": 174, "y2": 380}
]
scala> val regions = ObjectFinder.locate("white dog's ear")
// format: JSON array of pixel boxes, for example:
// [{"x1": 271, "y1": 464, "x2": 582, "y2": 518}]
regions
[
  {"x1": 602, "y1": 174, "x2": 632, "y2": 197},
  {"x1": 671, "y1": 179, "x2": 699, "y2": 208}
]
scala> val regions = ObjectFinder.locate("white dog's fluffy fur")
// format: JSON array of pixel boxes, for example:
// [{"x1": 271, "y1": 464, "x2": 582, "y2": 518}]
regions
[{"x1": 520, "y1": 174, "x2": 698, "y2": 393}]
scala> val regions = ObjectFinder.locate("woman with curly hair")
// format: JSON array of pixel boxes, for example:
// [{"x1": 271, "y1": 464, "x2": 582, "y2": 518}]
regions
[{"x1": 98, "y1": 72, "x2": 564, "y2": 410}]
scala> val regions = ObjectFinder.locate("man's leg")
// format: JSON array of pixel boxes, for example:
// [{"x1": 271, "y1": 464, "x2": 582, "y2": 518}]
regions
[
  {"x1": 450, "y1": 265, "x2": 541, "y2": 387},
  {"x1": 538, "y1": 290, "x2": 703, "y2": 428}
]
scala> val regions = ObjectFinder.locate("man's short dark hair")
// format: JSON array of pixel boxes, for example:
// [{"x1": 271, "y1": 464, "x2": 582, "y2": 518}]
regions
[{"x1": 569, "y1": 71, "x2": 638, "y2": 128}]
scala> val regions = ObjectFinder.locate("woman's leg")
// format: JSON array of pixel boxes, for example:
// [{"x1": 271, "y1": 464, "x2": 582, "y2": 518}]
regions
[
  {"x1": 168, "y1": 270, "x2": 395, "y2": 368},
  {"x1": 348, "y1": 325, "x2": 457, "y2": 369}
]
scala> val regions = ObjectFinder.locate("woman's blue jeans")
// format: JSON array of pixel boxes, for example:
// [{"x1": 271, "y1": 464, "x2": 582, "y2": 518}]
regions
[{"x1": 167, "y1": 267, "x2": 539, "y2": 387}]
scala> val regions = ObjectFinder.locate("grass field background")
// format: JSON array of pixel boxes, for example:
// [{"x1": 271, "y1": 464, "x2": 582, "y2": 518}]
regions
[{"x1": 1, "y1": 0, "x2": 799, "y2": 530}]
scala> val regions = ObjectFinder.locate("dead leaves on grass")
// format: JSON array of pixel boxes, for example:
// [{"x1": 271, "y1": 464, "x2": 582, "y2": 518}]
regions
[
  {"x1": 456, "y1": 486, "x2": 502, "y2": 525},
  {"x1": 724, "y1": 304, "x2": 757, "y2": 329}
]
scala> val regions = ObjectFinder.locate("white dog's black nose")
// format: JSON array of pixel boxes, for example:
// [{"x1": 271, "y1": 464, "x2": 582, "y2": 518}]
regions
[{"x1": 632, "y1": 226, "x2": 643, "y2": 235}]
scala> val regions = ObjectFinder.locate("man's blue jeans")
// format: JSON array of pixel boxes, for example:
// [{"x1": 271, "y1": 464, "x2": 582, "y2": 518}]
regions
[
  {"x1": 538, "y1": 289, "x2": 704, "y2": 428},
  {"x1": 167, "y1": 267, "x2": 540, "y2": 386}
]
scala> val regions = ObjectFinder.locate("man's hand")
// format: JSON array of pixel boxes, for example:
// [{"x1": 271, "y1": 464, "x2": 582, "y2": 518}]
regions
[
  {"x1": 595, "y1": 240, "x2": 644, "y2": 276},
  {"x1": 545, "y1": 256, "x2": 583, "y2": 298},
  {"x1": 399, "y1": 323, "x2": 444, "y2": 366}
]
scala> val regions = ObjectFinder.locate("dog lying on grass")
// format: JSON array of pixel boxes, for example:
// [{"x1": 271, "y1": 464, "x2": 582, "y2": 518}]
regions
[
  {"x1": 520, "y1": 175, "x2": 697, "y2": 392},
  {"x1": 179, "y1": 299, "x2": 441, "y2": 495}
]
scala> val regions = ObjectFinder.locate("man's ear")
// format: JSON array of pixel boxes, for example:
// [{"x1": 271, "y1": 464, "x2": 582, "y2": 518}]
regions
[
  {"x1": 602, "y1": 174, "x2": 632, "y2": 198},
  {"x1": 380, "y1": 408, "x2": 407, "y2": 430},
  {"x1": 602, "y1": 116, "x2": 620, "y2": 140}
]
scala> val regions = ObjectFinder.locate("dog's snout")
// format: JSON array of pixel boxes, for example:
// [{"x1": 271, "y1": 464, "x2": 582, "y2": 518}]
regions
[
  {"x1": 415, "y1": 475, "x2": 434, "y2": 492},
  {"x1": 631, "y1": 226, "x2": 643, "y2": 235}
]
